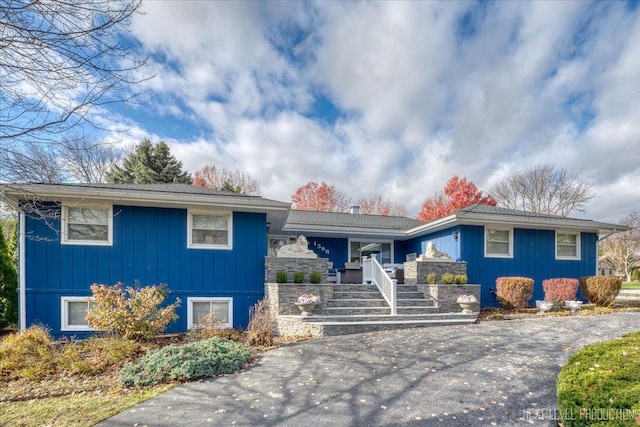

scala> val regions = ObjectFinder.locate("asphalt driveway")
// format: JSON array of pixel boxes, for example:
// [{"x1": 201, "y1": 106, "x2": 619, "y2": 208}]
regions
[{"x1": 99, "y1": 312, "x2": 640, "y2": 426}]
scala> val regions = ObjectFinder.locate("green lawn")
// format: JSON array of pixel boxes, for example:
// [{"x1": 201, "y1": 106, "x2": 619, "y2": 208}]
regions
[{"x1": 622, "y1": 282, "x2": 640, "y2": 289}]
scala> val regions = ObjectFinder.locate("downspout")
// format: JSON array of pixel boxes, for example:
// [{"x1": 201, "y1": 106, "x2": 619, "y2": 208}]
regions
[{"x1": 19, "y1": 210, "x2": 26, "y2": 330}]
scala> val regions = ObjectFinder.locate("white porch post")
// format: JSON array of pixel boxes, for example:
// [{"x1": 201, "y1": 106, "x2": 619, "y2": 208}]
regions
[{"x1": 19, "y1": 211, "x2": 26, "y2": 330}]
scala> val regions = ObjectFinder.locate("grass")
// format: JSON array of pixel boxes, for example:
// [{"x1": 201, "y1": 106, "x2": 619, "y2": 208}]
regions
[
  {"x1": 622, "y1": 281, "x2": 640, "y2": 289},
  {"x1": 557, "y1": 331, "x2": 640, "y2": 426}
]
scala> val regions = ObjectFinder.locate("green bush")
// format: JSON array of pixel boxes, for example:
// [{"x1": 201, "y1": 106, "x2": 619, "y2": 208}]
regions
[
  {"x1": 293, "y1": 271, "x2": 304, "y2": 283},
  {"x1": 542, "y1": 278, "x2": 579, "y2": 307},
  {"x1": 580, "y1": 276, "x2": 622, "y2": 307},
  {"x1": 275, "y1": 270, "x2": 288, "y2": 283},
  {"x1": 86, "y1": 282, "x2": 180, "y2": 341},
  {"x1": 557, "y1": 331, "x2": 640, "y2": 426},
  {"x1": 309, "y1": 271, "x2": 322, "y2": 284},
  {"x1": 441, "y1": 272, "x2": 455, "y2": 284},
  {"x1": 496, "y1": 277, "x2": 534, "y2": 309},
  {"x1": 426, "y1": 273, "x2": 438, "y2": 284},
  {"x1": 455, "y1": 274, "x2": 468, "y2": 284},
  {"x1": 119, "y1": 337, "x2": 253, "y2": 387}
]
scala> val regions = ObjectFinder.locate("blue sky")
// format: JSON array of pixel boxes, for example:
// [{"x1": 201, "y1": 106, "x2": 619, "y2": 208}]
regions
[{"x1": 96, "y1": 1, "x2": 640, "y2": 222}]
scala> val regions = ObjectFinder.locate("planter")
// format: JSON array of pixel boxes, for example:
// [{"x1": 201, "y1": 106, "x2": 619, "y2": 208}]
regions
[
  {"x1": 457, "y1": 301, "x2": 478, "y2": 314},
  {"x1": 295, "y1": 303, "x2": 317, "y2": 316}
]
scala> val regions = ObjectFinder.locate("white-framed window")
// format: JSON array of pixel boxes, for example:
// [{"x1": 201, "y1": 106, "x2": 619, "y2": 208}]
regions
[
  {"x1": 556, "y1": 231, "x2": 581, "y2": 260},
  {"x1": 61, "y1": 297, "x2": 95, "y2": 331},
  {"x1": 484, "y1": 228, "x2": 513, "y2": 258},
  {"x1": 187, "y1": 297, "x2": 233, "y2": 329},
  {"x1": 187, "y1": 210, "x2": 233, "y2": 249},
  {"x1": 61, "y1": 205, "x2": 113, "y2": 246},
  {"x1": 348, "y1": 239, "x2": 393, "y2": 264}
]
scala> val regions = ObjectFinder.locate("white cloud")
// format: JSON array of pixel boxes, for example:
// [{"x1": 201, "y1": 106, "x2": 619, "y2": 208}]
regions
[{"x1": 95, "y1": 1, "x2": 640, "y2": 221}]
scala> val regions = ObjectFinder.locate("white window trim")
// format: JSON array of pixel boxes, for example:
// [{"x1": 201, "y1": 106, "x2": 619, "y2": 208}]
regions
[
  {"x1": 347, "y1": 238, "x2": 394, "y2": 264},
  {"x1": 556, "y1": 230, "x2": 581, "y2": 260},
  {"x1": 61, "y1": 296, "x2": 95, "y2": 332},
  {"x1": 61, "y1": 204, "x2": 113, "y2": 246},
  {"x1": 187, "y1": 297, "x2": 233, "y2": 329},
  {"x1": 187, "y1": 210, "x2": 233, "y2": 250},
  {"x1": 484, "y1": 227, "x2": 514, "y2": 258}
]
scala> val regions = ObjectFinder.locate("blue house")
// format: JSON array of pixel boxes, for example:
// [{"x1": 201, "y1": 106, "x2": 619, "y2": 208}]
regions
[
  {"x1": 280, "y1": 205, "x2": 625, "y2": 306},
  {"x1": 0, "y1": 183, "x2": 624, "y2": 336}
]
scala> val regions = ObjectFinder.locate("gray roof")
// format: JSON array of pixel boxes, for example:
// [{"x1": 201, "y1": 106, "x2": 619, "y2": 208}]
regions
[
  {"x1": 407, "y1": 203, "x2": 628, "y2": 234},
  {"x1": 285, "y1": 210, "x2": 426, "y2": 232},
  {"x1": 0, "y1": 182, "x2": 290, "y2": 210}
]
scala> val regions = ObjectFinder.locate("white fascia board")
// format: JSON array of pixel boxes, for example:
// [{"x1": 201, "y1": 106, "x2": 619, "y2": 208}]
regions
[{"x1": 283, "y1": 224, "x2": 409, "y2": 238}]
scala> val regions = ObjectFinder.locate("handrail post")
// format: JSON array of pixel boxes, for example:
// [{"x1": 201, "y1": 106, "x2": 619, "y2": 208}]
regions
[{"x1": 391, "y1": 279, "x2": 397, "y2": 315}]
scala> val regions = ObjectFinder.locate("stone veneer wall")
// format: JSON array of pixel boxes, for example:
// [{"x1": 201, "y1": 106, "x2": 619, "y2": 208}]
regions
[
  {"x1": 265, "y1": 283, "x2": 334, "y2": 316},
  {"x1": 417, "y1": 284, "x2": 481, "y2": 312},
  {"x1": 404, "y1": 261, "x2": 468, "y2": 285},
  {"x1": 265, "y1": 257, "x2": 329, "y2": 283}
]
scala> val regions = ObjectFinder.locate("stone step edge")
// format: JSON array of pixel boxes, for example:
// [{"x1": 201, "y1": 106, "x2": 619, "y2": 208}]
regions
[{"x1": 307, "y1": 318, "x2": 477, "y2": 326}]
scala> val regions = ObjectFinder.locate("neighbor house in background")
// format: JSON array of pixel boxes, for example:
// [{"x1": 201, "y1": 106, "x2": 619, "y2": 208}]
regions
[{"x1": 0, "y1": 183, "x2": 626, "y2": 337}]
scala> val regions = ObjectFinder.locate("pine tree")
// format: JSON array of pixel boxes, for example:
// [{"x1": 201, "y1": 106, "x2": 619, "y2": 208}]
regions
[
  {"x1": 0, "y1": 228, "x2": 18, "y2": 328},
  {"x1": 106, "y1": 139, "x2": 192, "y2": 184}
]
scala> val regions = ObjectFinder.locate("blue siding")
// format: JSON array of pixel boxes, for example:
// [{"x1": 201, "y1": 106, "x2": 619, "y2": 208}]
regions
[
  {"x1": 460, "y1": 225, "x2": 597, "y2": 307},
  {"x1": 405, "y1": 226, "x2": 461, "y2": 261},
  {"x1": 306, "y1": 236, "x2": 348, "y2": 268},
  {"x1": 24, "y1": 204, "x2": 267, "y2": 335}
]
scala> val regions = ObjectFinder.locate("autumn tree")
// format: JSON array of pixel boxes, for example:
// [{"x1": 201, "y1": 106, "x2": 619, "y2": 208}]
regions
[
  {"x1": 291, "y1": 181, "x2": 351, "y2": 212},
  {"x1": 106, "y1": 139, "x2": 191, "y2": 184},
  {"x1": 600, "y1": 211, "x2": 640, "y2": 282},
  {"x1": 193, "y1": 165, "x2": 261, "y2": 195},
  {"x1": 417, "y1": 175, "x2": 496, "y2": 222},
  {"x1": 0, "y1": 0, "x2": 147, "y2": 145},
  {"x1": 358, "y1": 195, "x2": 407, "y2": 216},
  {"x1": 1, "y1": 133, "x2": 121, "y2": 183},
  {"x1": 490, "y1": 165, "x2": 595, "y2": 216}
]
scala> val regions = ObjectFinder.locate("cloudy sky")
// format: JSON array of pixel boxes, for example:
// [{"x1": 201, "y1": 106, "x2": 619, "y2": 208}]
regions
[{"x1": 103, "y1": 0, "x2": 639, "y2": 222}]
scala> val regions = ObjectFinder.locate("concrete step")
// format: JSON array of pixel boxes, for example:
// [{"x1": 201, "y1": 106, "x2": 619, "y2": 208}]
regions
[
  {"x1": 325, "y1": 306, "x2": 391, "y2": 315},
  {"x1": 396, "y1": 306, "x2": 439, "y2": 315},
  {"x1": 396, "y1": 298, "x2": 434, "y2": 307},
  {"x1": 327, "y1": 299, "x2": 388, "y2": 308},
  {"x1": 308, "y1": 317, "x2": 478, "y2": 336},
  {"x1": 396, "y1": 291, "x2": 426, "y2": 299},
  {"x1": 301, "y1": 313, "x2": 473, "y2": 323},
  {"x1": 332, "y1": 284, "x2": 380, "y2": 292},
  {"x1": 332, "y1": 291, "x2": 384, "y2": 299}
]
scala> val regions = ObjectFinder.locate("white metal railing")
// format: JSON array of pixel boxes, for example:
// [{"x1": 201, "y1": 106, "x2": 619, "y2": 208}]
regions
[{"x1": 362, "y1": 254, "x2": 397, "y2": 315}]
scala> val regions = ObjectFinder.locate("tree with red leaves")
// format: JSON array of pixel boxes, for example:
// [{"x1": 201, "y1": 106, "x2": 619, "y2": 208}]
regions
[
  {"x1": 417, "y1": 175, "x2": 496, "y2": 222},
  {"x1": 291, "y1": 181, "x2": 351, "y2": 212},
  {"x1": 358, "y1": 195, "x2": 407, "y2": 216}
]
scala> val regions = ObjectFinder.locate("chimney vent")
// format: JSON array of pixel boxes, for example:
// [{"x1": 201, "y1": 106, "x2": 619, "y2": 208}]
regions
[{"x1": 350, "y1": 205, "x2": 360, "y2": 214}]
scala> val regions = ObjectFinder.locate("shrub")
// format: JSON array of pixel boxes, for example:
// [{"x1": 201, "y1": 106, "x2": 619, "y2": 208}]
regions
[
  {"x1": 441, "y1": 272, "x2": 455, "y2": 284},
  {"x1": 557, "y1": 332, "x2": 640, "y2": 427},
  {"x1": 86, "y1": 282, "x2": 180, "y2": 341},
  {"x1": 455, "y1": 274, "x2": 468, "y2": 284},
  {"x1": 426, "y1": 272, "x2": 438, "y2": 284},
  {"x1": 0, "y1": 326, "x2": 58, "y2": 380},
  {"x1": 119, "y1": 337, "x2": 253, "y2": 387},
  {"x1": 542, "y1": 278, "x2": 579, "y2": 307},
  {"x1": 496, "y1": 277, "x2": 534, "y2": 309},
  {"x1": 309, "y1": 271, "x2": 322, "y2": 284},
  {"x1": 246, "y1": 299, "x2": 274, "y2": 347},
  {"x1": 293, "y1": 271, "x2": 304, "y2": 283},
  {"x1": 59, "y1": 336, "x2": 141, "y2": 376},
  {"x1": 186, "y1": 312, "x2": 227, "y2": 341},
  {"x1": 580, "y1": 276, "x2": 622, "y2": 307},
  {"x1": 275, "y1": 270, "x2": 288, "y2": 283}
]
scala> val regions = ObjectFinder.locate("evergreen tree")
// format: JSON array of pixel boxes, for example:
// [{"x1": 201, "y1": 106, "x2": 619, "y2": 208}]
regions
[
  {"x1": 106, "y1": 139, "x2": 192, "y2": 184},
  {"x1": 0, "y1": 229, "x2": 18, "y2": 328}
]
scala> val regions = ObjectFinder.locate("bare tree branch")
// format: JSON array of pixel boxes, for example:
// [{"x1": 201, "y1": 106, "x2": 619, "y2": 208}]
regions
[
  {"x1": 490, "y1": 165, "x2": 596, "y2": 216},
  {"x1": 600, "y1": 211, "x2": 640, "y2": 282}
]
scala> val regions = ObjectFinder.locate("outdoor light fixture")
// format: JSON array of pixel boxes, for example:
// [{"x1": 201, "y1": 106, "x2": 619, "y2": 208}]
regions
[{"x1": 452, "y1": 231, "x2": 458, "y2": 242}]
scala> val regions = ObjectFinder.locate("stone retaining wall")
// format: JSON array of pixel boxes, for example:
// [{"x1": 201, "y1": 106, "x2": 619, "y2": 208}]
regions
[
  {"x1": 265, "y1": 283, "x2": 334, "y2": 315},
  {"x1": 417, "y1": 284, "x2": 481, "y2": 312},
  {"x1": 265, "y1": 257, "x2": 329, "y2": 283},
  {"x1": 404, "y1": 260, "x2": 468, "y2": 285}
]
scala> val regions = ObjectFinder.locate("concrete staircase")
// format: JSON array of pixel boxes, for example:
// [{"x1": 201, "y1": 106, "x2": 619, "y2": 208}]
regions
[{"x1": 300, "y1": 283, "x2": 478, "y2": 335}]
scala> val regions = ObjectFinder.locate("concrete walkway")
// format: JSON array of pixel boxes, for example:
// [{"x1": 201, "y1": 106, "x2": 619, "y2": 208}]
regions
[{"x1": 99, "y1": 313, "x2": 640, "y2": 426}]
